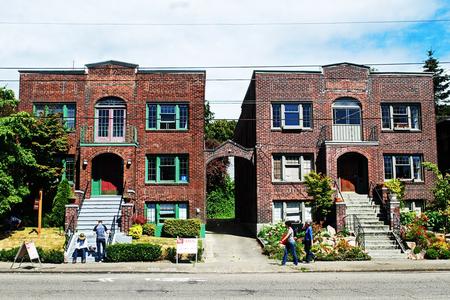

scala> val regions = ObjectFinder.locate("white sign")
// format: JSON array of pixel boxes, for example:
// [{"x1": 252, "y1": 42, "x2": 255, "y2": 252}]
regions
[
  {"x1": 25, "y1": 242, "x2": 40, "y2": 260},
  {"x1": 11, "y1": 241, "x2": 42, "y2": 269},
  {"x1": 176, "y1": 238, "x2": 198, "y2": 254}
]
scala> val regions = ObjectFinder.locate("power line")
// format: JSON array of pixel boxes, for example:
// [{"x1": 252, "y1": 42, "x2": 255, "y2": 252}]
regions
[{"x1": 1, "y1": 19, "x2": 449, "y2": 27}]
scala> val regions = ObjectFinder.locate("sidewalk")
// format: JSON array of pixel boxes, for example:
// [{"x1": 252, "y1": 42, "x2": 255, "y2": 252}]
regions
[{"x1": 2, "y1": 259, "x2": 450, "y2": 274}]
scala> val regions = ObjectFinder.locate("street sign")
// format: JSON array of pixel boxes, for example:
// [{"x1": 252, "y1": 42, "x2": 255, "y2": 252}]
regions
[
  {"x1": 10, "y1": 241, "x2": 42, "y2": 269},
  {"x1": 176, "y1": 238, "x2": 198, "y2": 264}
]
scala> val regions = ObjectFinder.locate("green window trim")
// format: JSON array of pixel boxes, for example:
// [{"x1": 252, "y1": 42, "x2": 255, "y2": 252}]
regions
[
  {"x1": 145, "y1": 202, "x2": 188, "y2": 224},
  {"x1": 146, "y1": 103, "x2": 189, "y2": 131},
  {"x1": 61, "y1": 156, "x2": 75, "y2": 184},
  {"x1": 145, "y1": 154, "x2": 189, "y2": 184},
  {"x1": 33, "y1": 102, "x2": 76, "y2": 131}
]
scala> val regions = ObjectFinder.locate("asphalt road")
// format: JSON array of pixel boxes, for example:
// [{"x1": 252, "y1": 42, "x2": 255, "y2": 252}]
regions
[{"x1": 0, "y1": 272, "x2": 449, "y2": 299}]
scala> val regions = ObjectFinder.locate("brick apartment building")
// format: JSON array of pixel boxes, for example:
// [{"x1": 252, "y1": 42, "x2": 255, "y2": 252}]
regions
[
  {"x1": 234, "y1": 63, "x2": 437, "y2": 232},
  {"x1": 18, "y1": 61, "x2": 206, "y2": 230}
]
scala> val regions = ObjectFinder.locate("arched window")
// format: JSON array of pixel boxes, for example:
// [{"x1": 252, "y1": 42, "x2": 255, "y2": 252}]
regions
[
  {"x1": 332, "y1": 98, "x2": 362, "y2": 141},
  {"x1": 95, "y1": 97, "x2": 126, "y2": 142}
]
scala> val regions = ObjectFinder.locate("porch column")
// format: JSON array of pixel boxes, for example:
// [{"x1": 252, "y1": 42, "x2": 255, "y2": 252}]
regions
[
  {"x1": 336, "y1": 202, "x2": 347, "y2": 232},
  {"x1": 65, "y1": 204, "x2": 78, "y2": 232},
  {"x1": 387, "y1": 194, "x2": 401, "y2": 230},
  {"x1": 121, "y1": 203, "x2": 134, "y2": 234}
]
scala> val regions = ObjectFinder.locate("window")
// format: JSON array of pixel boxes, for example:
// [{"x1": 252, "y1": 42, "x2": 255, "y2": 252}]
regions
[
  {"x1": 145, "y1": 202, "x2": 188, "y2": 224},
  {"x1": 62, "y1": 156, "x2": 75, "y2": 183},
  {"x1": 147, "y1": 103, "x2": 189, "y2": 130},
  {"x1": 33, "y1": 103, "x2": 76, "y2": 130},
  {"x1": 384, "y1": 155, "x2": 423, "y2": 181},
  {"x1": 405, "y1": 200, "x2": 425, "y2": 214},
  {"x1": 95, "y1": 98, "x2": 126, "y2": 142},
  {"x1": 272, "y1": 154, "x2": 313, "y2": 182},
  {"x1": 272, "y1": 103, "x2": 312, "y2": 129},
  {"x1": 272, "y1": 201, "x2": 311, "y2": 223},
  {"x1": 381, "y1": 104, "x2": 421, "y2": 130},
  {"x1": 332, "y1": 99, "x2": 361, "y2": 125},
  {"x1": 146, "y1": 155, "x2": 189, "y2": 183}
]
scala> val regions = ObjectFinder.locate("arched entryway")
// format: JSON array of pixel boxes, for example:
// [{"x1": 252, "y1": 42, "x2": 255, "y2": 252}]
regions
[
  {"x1": 91, "y1": 153, "x2": 124, "y2": 196},
  {"x1": 337, "y1": 152, "x2": 368, "y2": 194}
]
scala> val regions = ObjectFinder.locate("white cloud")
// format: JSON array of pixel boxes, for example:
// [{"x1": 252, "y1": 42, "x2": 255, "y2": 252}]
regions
[{"x1": 0, "y1": 0, "x2": 448, "y2": 118}]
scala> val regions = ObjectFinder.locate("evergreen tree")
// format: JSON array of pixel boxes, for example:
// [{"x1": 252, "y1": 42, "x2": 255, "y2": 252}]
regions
[
  {"x1": 423, "y1": 49, "x2": 450, "y2": 118},
  {"x1": 45, "y1": 179, "x2": 72, "y2": 227}
]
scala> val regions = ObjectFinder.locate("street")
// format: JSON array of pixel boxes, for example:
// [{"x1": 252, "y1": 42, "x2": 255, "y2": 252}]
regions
[{"x1": 0, "y1": 272, "x2": 449, "y2": 299}]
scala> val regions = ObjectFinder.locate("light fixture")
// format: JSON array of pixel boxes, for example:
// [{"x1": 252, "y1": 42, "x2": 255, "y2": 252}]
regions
[
  {"x1": 127, "y1": 158, "x2": 132, "y2": 166},
  {"x1": 83, "y1": 159, "x2": 88, "y2": 167}
]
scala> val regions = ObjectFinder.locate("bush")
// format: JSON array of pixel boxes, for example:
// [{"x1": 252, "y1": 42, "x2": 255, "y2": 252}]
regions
[
  {"x1": 0, "y1": 247, "x2": 64, "y2": 263},
  {"x1": 105, "y1": 243, "x2": 162, "y2": 262},
  {"x1": 142, "y1": 223, "x2": 155, "y2": 236},
  {"x1": 425, "y1": 248, "x2": 439, "y2": 259},
  {"x1": 440, "y1": 249, "x2": 450, "y2": 259},
  {"x1": 400, "y1": 211, "x2": 416, "y2": 226},
  {"x1": 304, "y1": 172, "x2": 334, "y2": 221},
  {"x1": 413, "y1": 246, "x2": 422, "y2": 254},
  {"x1": 45, "y1": 179, "x2": 72, "y2": 227},
  {"x1": 424, "y1": 210, "x2": 449, "y2": 232},
  {"x1": 128, "y1": 224, "x2": 143, "y2": 239},
  {"x1": 162, "y1": 219, "x2": 201, "y2": 238},
  {"x1": 207, "y1": 175, "x2": 235, "y2": 219}
]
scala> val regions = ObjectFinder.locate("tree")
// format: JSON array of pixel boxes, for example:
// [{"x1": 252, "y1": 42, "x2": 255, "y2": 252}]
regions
[
  {"x1": 423, "y1": 49, "x2": 450, "y2": 117},
  {"x1": 0, "y1": 87, "x2": 69, "y2": 218},
  {"x1": 44, "y1": 179, "x2": 72, "y2": 227},
  {"x1": 304, "y1": 171, "x2": 334, "y2": 222}
]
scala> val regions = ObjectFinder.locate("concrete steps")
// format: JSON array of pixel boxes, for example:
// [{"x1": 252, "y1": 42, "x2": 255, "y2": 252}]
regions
[{"x1": 343, "y1": 192, "x2": 405, "y2": 260}]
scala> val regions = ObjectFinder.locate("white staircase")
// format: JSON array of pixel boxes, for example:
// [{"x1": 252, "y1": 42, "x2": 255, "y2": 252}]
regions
[
  {"x1": 66, "y1": 195, "x2": 124, "y2": 262},
  {"x1": 342, "y1": 192, "x2": 405, "y2": 259}
]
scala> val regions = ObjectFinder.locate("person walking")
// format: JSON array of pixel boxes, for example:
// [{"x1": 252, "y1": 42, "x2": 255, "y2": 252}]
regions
[
  {"x1": 303, "y1": 220, "x2": 315, "y2": 263},
  {"x1": 93, "y1": 220, "x2": 108, "y2": 262},
  {"x1": 280, "y1": 221, "x2": 298, "y2": 266},
  {"x1": 72, "y1": 233, "x2": 89, "y2": 263}
]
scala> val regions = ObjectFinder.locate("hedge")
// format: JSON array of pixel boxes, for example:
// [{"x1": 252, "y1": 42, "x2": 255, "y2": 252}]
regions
[
  {"x1": 142, "y1": 223, "x2": 156, "y2": 236},
  {"x1": 105, "y1": 243, "x2": 162, "y2": 262},
  {"x1": 0, "y1": 247, "x2": 64, "y2": 264},
  {"x1": 162, "y1": 219, "x2": 201, "y2": 238}
]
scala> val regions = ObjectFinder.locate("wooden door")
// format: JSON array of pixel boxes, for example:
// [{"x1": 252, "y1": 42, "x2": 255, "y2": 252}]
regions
[{"x1": 339, "y1": 158, "x2": 358, "y2": 192}]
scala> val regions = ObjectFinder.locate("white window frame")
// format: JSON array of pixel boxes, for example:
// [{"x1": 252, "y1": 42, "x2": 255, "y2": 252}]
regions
[
  {"x1": 272, "y1": 201, "x2": 310, "y2": 223},
  {"x1": 384, "y1": 155, "x2": 423, "y2": 182},
  {"x1": 272, "y1": 154, "x2": 313, "y2": 182},
  {"x1": 271, "y1": 103, "x2": 312, "y2": 130},
  {"x1": 381, "y1": 104, "x2": 421, "y2": 131}
]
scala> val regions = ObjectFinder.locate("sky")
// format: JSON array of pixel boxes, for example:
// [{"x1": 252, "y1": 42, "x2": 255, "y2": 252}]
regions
[{"x1": 1, "y1": 0, "x2": 450, "y2": 119}]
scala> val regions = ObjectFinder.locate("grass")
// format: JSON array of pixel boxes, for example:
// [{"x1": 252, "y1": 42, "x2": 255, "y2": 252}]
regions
[{"x1": 0, "y1": 227, "x2": 65, "y2": 250}]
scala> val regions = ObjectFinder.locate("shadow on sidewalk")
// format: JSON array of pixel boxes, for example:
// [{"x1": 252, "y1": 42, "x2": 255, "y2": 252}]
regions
[{"x1": 206, "y1": 219, "x2": 254, "y2": 237}]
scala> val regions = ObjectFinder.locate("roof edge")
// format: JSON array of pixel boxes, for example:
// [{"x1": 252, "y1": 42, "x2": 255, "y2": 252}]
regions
[{"x1": 85, "y1": 60, "x2": 138, "y2": 68}]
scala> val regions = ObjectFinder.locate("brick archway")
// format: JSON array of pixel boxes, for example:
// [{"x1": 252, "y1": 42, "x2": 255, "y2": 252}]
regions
[{"x1": 204, "y1": 140, "x2": 254, "y2": 165}]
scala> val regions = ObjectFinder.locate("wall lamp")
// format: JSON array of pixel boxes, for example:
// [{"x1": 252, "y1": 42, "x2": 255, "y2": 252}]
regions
[
  {"x1": 127, "y1": 158, "x2": 132, "y2": 166},
  {"x1": 82, "y1": 159, "x2": 88, "y2": 168}
]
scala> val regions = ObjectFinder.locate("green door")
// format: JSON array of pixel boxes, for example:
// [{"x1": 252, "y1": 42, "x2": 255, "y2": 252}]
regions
[
  {"x1": 91, "y1": 178, "x2": 101, "y2": 196},
  {"x1": 91, "y1": 153, "x2": 123, "y2": 196}
]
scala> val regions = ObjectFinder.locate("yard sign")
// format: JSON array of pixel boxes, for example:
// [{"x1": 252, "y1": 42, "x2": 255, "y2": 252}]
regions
[
  {"x1": 176, "y1": 237, "x2": 198, "y2": 264},
  {"x1": 10, "y1": 241, "x2": 42, "y2": 269}
]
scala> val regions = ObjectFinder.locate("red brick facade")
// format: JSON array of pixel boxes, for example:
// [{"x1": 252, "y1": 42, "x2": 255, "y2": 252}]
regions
[
  {"x1": 18, "y1": 61, "x2": 206, "y2": 222},
  {"x1": 235, "y1": 63, "x2": 437, "y2": 230}
]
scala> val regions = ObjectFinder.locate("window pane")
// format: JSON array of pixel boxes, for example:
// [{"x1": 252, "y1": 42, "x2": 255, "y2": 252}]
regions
[
  {"x1": 302, "y1": 104, "x2": 312, "y2": 128},
  {"x1": 65, "y1": 157, "x2": 75, "y2": 182},
  {"x1": 113, "y1": 109, "x2": 124, "y2": 137},
  {"x1": 179, "y1": 105, "x2": 188, "y2": 129},
  {"x1": 34, "y1": 104, "x2": 45, "y2": 117},
  {"x1": 147, "y1": 156, "x2": 156, "y2": 181},
  {"x1": 284, "y1": 155, "x2": 300, "y2": 182},
  {"x1": 65, "y1": 104, "x2": 76, "y2": 130},
  {"x1": 333, "y1": 109, "x2": 348, "y2": 125},
  {"x1": 160, "y1": 105, "x2": 176, "y2": 129},
  {"x1": 395, "y1": 155, "x2": 411, "y2": 179},
  {"x1": 178, "y1": 203, "x2": 188, "y2": 219},
  {"x1": 148, "y1": 104, "x2": 157, "y2": 129},
  {"x1": 284, "y1": 104, "x2": 300, "y2": 126},
  {"x1": 285, "y1": 202, "x2": 301, "y2": 222},
  {"x1": 410, "y1": 105, "x2": 420, "y2": 129},
  {"x1": 97, "y1": 109, "x2": 109, "y2": 137},
  {"x1": 146, "y1": 203, "x2": 156, "y2": 223},
  {"x1": 348, "y1": 108, "x2": 361, "y2": 125},
  {"x1": 381, "y1": 105, "x2": 391, "y2": 129},
  {"x1": 160, "y1": 156, "x2": 176, "y2": 181},
  {"x1": 272, "y1": 104, "x2": 281, "y2": 128},
  {"x1": 302, "y1": 156, "x2": 312, "y2": 180},
  {"x1": 273, "y1": 202, "x2": 283, "y2": 223},
  {"x1": 393, "y1": 105, "x2": 409, "y2": 128},
  {"x1": 273, "y1": 156, "x2": 282, "y2": 180},
  {"x1": 413, "y1": 156, "x2": 422, "y2": 180},
  {"x1": 159, "y1": 203, "x2": 176, "y2": 222},
  {"x1": 179, "y1": 156, "x2": 189, "y2": 182},
  {"x1": 384, "y1": 156, "x2": 393, "y2": 179}
]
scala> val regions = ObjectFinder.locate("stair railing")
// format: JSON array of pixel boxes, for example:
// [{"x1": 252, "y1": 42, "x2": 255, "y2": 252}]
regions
[
  {"x1": 108, "y1": 180, "x2": 126, "y2": 244},
  {"x1": 392, "y1": 213, "x2": 406, "y2": 253},
  {"x1": 108, "y1": 216, "x2": 116, "y2": 245},
  {"x1": 333, "y1": 179, "x2": 345, "y2": 203},
  {"x1": 344, "y1": 214, "x2": 365, "y2": 250},
  {"x1": 64, "y1": 215, "x2": 76, "y2": 252}
]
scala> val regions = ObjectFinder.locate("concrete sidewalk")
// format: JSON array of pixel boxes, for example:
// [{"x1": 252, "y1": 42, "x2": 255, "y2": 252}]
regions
[{"x1": 2, "y1": 259, "x2": 450, "y2": 274}]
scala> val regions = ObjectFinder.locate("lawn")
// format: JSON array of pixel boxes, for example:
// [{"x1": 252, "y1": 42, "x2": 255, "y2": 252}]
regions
[{"x1": 0, "y1": 227, "x2": 65, "y2": 250}]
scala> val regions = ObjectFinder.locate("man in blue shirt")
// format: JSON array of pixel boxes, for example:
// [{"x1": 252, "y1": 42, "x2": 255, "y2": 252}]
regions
[
  {"x1": 303, "y1": 220, "x2": 315, "y2": 263},
  {"x1": 93, "y1": 220, "x2": 108, "y2": 262}
]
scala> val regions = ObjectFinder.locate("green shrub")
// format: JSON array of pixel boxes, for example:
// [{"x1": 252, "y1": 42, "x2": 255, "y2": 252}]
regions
[
  {"x1": 424, "y1": 210, "x2": 449, "y2": 232},
  {"x1": 425, "y1": 248, "x2": 439, "y2": 259},
  {"x1": 207, "y1": 175, "x2": 235, "y2": 219},
  {"x1": 400, "y1": 211, "x2": 417, "y2": 226},
  {"x1": 440, "y1": 249, "x2": 450, "y2": 259},
  {"x1": 413, "y1": 246, "x2": 422, "y2": 254},
  {"x1": 0, "y1": 247, "x2": 64, "y2": 263},
  {"x1": 142, "y1": 223, "x2": 156, "y2": 236},
  {"x1": 128, "y1": 224, "x2": 143, "y2": 239},
  {"x1": 105, "y1": 243, "x2": 162, "y2": 262},
  {"x1": 304, "y1": 171, "x2": 334, "y2": 221},
  {"x1": 45, "y1": 179, "x2": 73, "y2": 227},
  {"x1": 162, "y1": 219, "x2": 201, "y2": 238}
]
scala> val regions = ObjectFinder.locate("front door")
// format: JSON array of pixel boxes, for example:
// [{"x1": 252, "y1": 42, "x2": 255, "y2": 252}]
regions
[
  {"x1": 91, "y1": 153, "x2": 123, "y2": 196},
  {"x1": 337, "y1": 153, "x2": 368, "y2": 194}
]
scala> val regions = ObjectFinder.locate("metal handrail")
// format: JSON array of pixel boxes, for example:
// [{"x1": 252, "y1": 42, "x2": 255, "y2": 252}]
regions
[
  {"x1": 392, "y1": 213, "x2": 406, "y2": 253},
  {"x1": 369, "y1": 181, "x2": 386, "y2": 210},
  {"x1": 344, "y1": 214, "x2": 365, "y2": 250},
  {"x1": 108, "y1": 216, "x2": 116, "y2": 245},
  {"x1": 64, "y1": 215, "x2": 75, "y2": 251},
  {"x1": 109, "y1": 180, "x2": 126, "y2": 244}
]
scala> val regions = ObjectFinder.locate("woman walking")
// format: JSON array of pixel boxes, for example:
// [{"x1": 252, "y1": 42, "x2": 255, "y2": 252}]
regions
[{"x1": 280, "y1": 221, "x2": 298, "y2": 266}]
